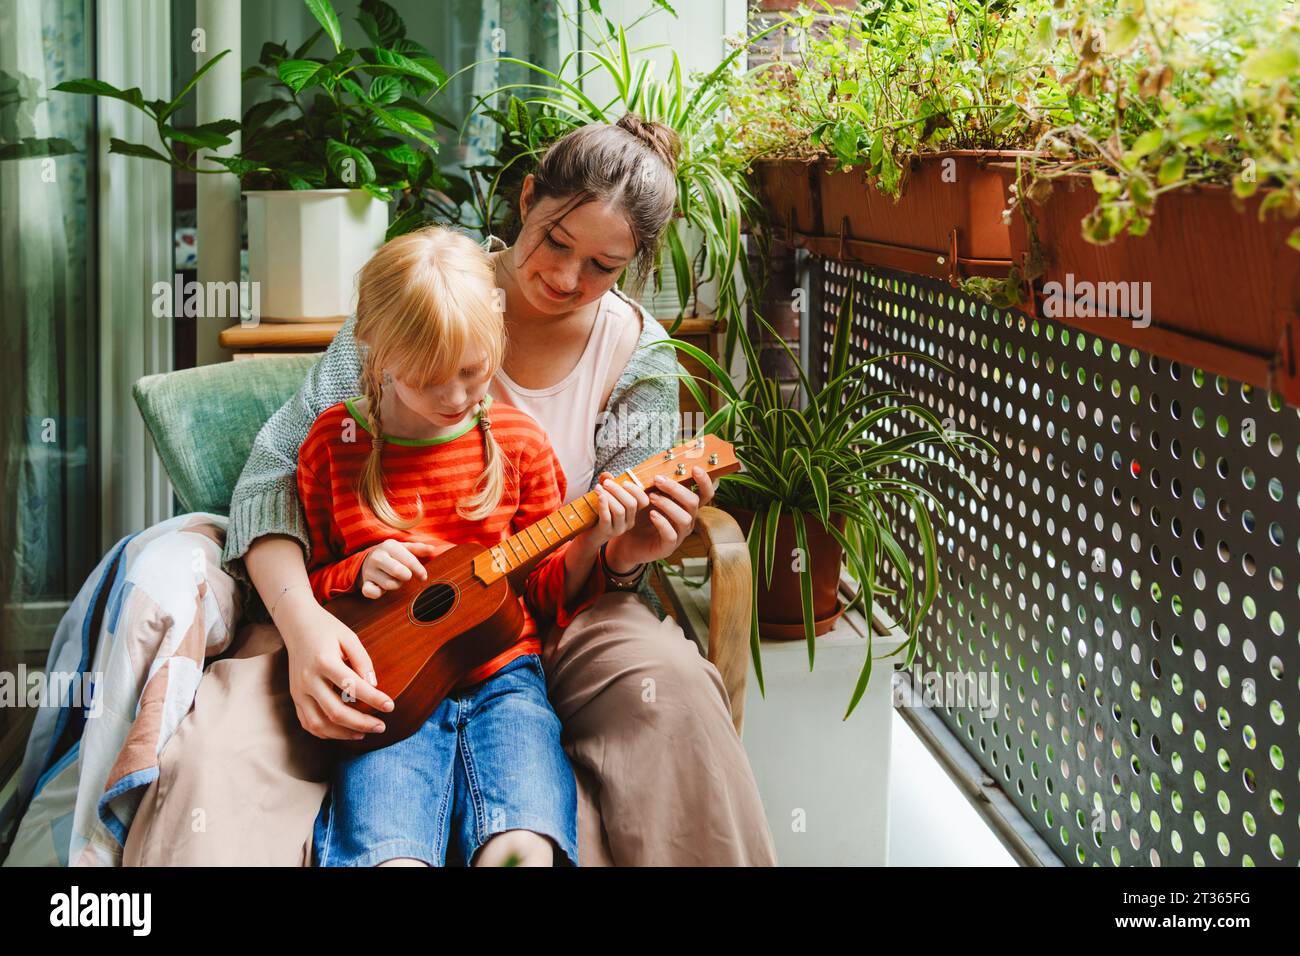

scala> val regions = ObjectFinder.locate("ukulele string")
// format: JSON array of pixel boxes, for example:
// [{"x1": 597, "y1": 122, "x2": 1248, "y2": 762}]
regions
[{"x1": 371, "y1": 451, "x2": 724, "y2": 597}]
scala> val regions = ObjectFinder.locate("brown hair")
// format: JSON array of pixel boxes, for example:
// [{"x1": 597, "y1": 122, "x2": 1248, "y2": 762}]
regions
[
  {"x1": 353, "y1": 226, "x2": 512, "y2": 528},
  {"x1": 527, "y1": 112, "x2": 681, "y2": 282}
]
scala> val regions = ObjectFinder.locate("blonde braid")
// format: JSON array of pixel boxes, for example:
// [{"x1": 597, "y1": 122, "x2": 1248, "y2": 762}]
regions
[
  {"x1": 357, "y1": 360, "x2": 421, "y2": 530},
  {"x1": 455, "y1": 400, "x2": 511, "y2": 521}
]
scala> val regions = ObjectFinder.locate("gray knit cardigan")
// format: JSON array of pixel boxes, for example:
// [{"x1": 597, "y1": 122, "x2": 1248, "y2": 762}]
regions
[{"x1": 222, "y1": 289, "x2": 683, "y2": 617}]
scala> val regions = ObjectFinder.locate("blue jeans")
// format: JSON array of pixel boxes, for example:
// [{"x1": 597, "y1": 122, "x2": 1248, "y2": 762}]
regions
[{"x1": 313, "y1": 653, "x2": 579, "y2": 866}]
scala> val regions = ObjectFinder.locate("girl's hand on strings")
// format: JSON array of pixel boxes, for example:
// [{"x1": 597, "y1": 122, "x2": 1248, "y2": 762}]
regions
[{"x1": 357, "y1": 539, "x2": 441, "y2": 599}]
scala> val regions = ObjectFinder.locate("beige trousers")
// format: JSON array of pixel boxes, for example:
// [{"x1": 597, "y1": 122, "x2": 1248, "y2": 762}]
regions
[{"x1": 123, "y1": 591, "x2": 777, "y2": 866}]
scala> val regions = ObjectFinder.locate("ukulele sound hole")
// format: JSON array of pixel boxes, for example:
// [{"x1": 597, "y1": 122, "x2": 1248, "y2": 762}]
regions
[{"x1": 411, "y1": 582, "x2": 457, "y2": 623}]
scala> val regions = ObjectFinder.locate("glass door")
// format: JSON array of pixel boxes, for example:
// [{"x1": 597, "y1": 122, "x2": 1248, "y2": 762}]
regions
[{"x1": 0, "y1": 0, "x2": 100, "y2": 774}]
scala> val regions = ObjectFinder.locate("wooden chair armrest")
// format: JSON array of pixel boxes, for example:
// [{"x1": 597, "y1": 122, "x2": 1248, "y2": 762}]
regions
[{"x1": 657, "y1": 506, "x2": 753, "y2": 735}]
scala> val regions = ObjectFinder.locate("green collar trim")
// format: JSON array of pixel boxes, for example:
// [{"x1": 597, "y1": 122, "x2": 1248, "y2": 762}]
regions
[{"x1": 344, "y1": 393, "x2": 492, "y2": 446}]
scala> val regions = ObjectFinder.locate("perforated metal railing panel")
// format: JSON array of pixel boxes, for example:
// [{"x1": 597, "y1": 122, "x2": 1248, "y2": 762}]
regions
[{"x1": 809, "y1": 260, "x2": 1298, "y2": 867}]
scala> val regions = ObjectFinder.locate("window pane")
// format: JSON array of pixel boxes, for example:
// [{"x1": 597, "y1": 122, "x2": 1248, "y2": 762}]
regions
[{"x1": 0, "y1": 0, "x2": 99, "y2": 755}]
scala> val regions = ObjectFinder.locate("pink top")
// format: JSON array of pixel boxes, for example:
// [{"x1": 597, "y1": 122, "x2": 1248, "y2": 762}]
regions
[{"x1": 489, "y1": 292, "x2": 633, "y2": 504}]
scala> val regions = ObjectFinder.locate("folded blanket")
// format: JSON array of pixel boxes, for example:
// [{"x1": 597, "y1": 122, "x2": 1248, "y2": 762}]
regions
[{"x1": 1, "y1": 513, "x2": 240, "y2": 867}]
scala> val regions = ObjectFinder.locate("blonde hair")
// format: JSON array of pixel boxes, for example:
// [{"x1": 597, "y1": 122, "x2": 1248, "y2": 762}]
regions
[{"x1": 353, "y1": 226, "x2": 512, "y2": 528}]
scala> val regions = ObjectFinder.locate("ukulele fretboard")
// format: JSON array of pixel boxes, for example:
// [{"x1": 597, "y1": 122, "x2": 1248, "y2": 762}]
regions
[
  {"x1": 467, "y1": 435, "x2": 737, "y2": 587},
  {"x1": 470, "y1": 482, "x2": 630, "y2": 584}
]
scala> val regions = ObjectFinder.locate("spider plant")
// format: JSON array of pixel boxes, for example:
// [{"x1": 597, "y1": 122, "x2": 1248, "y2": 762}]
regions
[{"x1": 651, "y1": 289, "x2": 990, "y2": 718}]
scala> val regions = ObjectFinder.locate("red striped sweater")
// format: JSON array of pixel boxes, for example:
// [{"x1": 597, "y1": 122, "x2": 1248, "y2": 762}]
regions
[{"x1": 296, "y1": 394, "x2": 604, "y2": 687}]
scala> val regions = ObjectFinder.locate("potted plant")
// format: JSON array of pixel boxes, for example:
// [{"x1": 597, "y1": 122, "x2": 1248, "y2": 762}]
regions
[
  {"x1": 728, "y1": 0, "x2": 1300, "y2": 402},
  {"x1": 1002, "y1": 0, "x2": 1300, "y2": 402},
  {"x1": 654, "y1": 290, "x2": 989, "y2": 717},
  {"x1": 728, "y1": 0, "x2": 1081, "y2": 287},
  {"x1": 57, "y1": 0, "x2": 454, "y2": 322}
]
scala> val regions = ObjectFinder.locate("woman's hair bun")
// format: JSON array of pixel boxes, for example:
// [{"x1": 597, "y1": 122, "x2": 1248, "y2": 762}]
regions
[{"x1": 617, "y1": 112, "x2": 680, "y2": 174}]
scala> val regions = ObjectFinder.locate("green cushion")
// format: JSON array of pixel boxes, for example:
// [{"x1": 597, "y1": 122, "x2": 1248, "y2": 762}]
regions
[{"x1": 132, "y1": 354, "x2": 317, "y2": 515}]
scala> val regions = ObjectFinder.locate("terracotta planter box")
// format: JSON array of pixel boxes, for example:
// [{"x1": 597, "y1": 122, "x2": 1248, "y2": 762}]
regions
[
  {"x1": 751, "y1": 152, "x2": 1034, "y2": 284},
  {"x1": 1015, "y1": 171, "x2": 1300, "y2": 403}
]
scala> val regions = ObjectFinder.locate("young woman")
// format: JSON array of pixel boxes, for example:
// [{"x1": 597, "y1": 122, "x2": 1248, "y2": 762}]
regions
[{"x1": 123, "y1": 113, "x2": 777, "y2": 866}]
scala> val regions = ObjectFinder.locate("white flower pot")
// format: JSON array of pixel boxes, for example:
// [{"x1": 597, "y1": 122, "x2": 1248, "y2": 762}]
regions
[{"x1": 245, "y1": 188, "x2": 389, "y2": 323}]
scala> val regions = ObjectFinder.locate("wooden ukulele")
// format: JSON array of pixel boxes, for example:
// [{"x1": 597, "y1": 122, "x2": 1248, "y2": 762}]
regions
[{"x1": 324, "y1": 433, "x2": 740, "y2": 753}]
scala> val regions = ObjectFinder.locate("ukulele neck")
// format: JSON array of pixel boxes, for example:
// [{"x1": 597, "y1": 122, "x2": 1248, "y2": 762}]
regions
[
  {"x1": 470, "y1": 474, "x2": 638, "y2": 586},
  {"x1": 468, "y1": 435, "x2": 739, "y2": 588}
]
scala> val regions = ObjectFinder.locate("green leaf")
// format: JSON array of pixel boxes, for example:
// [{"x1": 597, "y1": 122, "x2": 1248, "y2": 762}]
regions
[
  {"x1": 791, "y1": 512, "x2": 817, "y2": 669},
  {"x1": 336, "y1": 75, "x2": 367, "y2": 100},
  {"x1": 53, "y1": 78, "x2": 146, "y2": 112},
  {"x1": 361, "y1": 0, "x2": 406, "y2": 46},
  {"x1": 507, "y1": 95, "x2": 530, "y2": 134},
  {"x1": 324, "y1": 49, "x2": 355, "y2": 77},
  {"x1": 368, "y1": 75, "x2": 402, "y2": 105},
  {"x1": 356, "y1": 10, "x2": 383, "y2": 48},
  {"x1": 240, "y1": 99, "x2": 287, "y2": 138},
  {"x1": 377, "y1": 143, "x2": 419, "y2": 167},
  {"x1": 1035, "y1": 16, "x2": 1055, "y2": 51},
  {"x1": 107, "y1": 138, "x2": 171, "y2": 164},
  {"x1": 1288, "y1": 227, "x2": 1300, "y2": 252},
  {"x1": 745, "y1": 513, "x2": 766, "y2": 696},
  {"x1": 0, "y1": 138, "x2": 78, "y2": 160},
  {"x1": 1105, "y1": 14, "x2": 1140, "y2": 52},
  {"x1": 368, "y1": 102, "x2": 438, "y2": 149},
  {"x1": 385, "y1": 106, "x2": 434, "y2": 130},
  {"x1": 292, "y1": 28, "x2": 326, "y2": 60},
  {"x1": 259, "y1": 40, "x2": 290, "y2": 66},
  {"x1": 368, "y1": 48, "x2": 440, "y2": 86},
  {"x1": 1127, "y1": 129, "x2": 1164, "y2": 161},
  {"x1": 325, "y1": 139, "x2": 377, "y2": 185},
  {"x1": 304, "y1": 0, "x2": 345, "y2": 53},
  {"x1": 410, "y1": 56, "x2": 448, "y2": 88},
  {"x1": 810, "y1": 466, "x2": 831, "y2": 529},
  {"x1": 1242, "y1": 46, "x2": 1300, "y2": 82},
  {"x1": 663, "y1": 222, "x2": 693, "y2": 315},
  {"x1": 196, "y1": 118, "x2": 240, "y2": 137},
  {"x1": 386, "y1": 206, "x2": 426, "y2": 240},
  {"x1": 1129, "y1": 175, "x2": 1153, "y2": 209},
  {"x1": 830, "y1": 119, "x2": 862, "y2": 163},
  {"x1": 277, "y1": 59, "x2": 326, "y2": 93},
  {"x1": 160, "y1": 123, "x2": 232, "y2": 149},
  {"x1": 287, "y1": 162, "x2": 329, "y2": 188},
  {"x1": 162, "y1": 48, "x2": 231, "y2": 121},
  {"x1": 209, "y1": 155, "x2": 266, "y2": 178},
  {"x1": 1156, "y1": 151, "x2": 1186, "y2": 186},
  {"x1": 763, "y1": 499, "x2": 781, "y2": 587}
]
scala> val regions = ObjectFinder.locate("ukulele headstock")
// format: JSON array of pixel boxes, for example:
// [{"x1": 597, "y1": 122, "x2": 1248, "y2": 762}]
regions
[{"x1": 628, "y1": 433, "x2": 741, "y2": 489}]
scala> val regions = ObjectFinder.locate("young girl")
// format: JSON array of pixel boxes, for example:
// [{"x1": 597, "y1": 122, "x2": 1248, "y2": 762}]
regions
[{"x1": 299, "y1": 226, "x2": 641, "y2": 867}]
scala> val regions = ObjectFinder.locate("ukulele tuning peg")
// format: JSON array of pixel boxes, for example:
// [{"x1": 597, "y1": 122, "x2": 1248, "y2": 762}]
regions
[
  {"x1": 675, "y1": 463, "x2": 686, "y2": 476},
  {"x1": 663, "y1": 450, "x2": 674, "y2": 460},
  {"x1": 708, "y1": 453, "x2": 718, "y2": 465}
]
